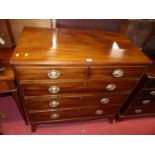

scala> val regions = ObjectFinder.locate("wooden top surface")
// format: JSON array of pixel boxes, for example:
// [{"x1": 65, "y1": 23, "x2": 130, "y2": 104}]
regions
[{"x1": 10, "y1": 27, "x2": 152, "y2": 66}]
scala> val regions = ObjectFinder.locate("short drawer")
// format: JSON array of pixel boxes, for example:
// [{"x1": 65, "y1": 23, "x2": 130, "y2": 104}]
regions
[
  {"x1": 21, "y1": 80, "x2": 137, "y2": 97},
  {"x1": 16, "y1": 66, "x2": 87, "y2": 81},
  {"x1": 124, "y1": 106, "x2": 155, "y2": 116},
  {"x1": 25, "y1": 94, "x2": 129, "y2": 111},
  {"x1": 29, "y1": 105, "x2": 120, "y2": 122},
  {"x1": 89, "y1": 66, "x2": 145, "y2": 80}
]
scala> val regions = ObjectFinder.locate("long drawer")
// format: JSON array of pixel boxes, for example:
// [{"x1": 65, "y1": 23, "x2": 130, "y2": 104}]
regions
[
  {"x1": 16, "y1": 66, "x2": 87, "y2": 81},
  {"x1": 25, "y1": 94, "x2": 129, "y2": 111},
  {"x1": 29, "y1": 105, "x2": 121, "y2": 122},
  {"x1": 21, "y1": 80, "x2": 137, "y2": 97}
]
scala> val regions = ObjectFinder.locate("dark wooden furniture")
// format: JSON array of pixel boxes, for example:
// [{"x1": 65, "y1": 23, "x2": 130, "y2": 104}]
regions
[
  {"x1": 117, "y1": 20, "x2": 155, "y2": 120},
  {"x1": 118, "y1": 65, "x2": 155, "y2": 120},
  {"x1": 0, "y1": 48, "x2": 28, "y2": 125},
  {"x1": 126, "y1": 20, "x2": 154, "y2": 49},
  {"x1": 10, "y1": 27, "x2": 152, "y2": 131}
]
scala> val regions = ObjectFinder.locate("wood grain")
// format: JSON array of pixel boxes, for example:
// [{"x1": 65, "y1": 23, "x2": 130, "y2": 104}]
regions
[
  {"x1": 16, "y1": 66, "x2": 87, "y2": 81},
  {"x1": 89, "y1": 66, "x2": 145, "y2": 80},
  {"x1": 21, "y1": 80, "x2": 137, "y2": 97},
  {"x1": 29, "y1": 105, "x2": 121, "y2": 122},
  {"x1": 10, "y1": 27, "x2": 152, "y2": 65},
  {"x1": 25, "y1": 94, "x2": 129, "y2": 111},
  {"x1": 10, "y1": 27, "x2": 153, "y2": 130}
]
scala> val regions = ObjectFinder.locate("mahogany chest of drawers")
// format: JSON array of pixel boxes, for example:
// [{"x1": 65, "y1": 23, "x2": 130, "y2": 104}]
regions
[{"x1": 10, "y1": 27, "x2": 152, "y2": 131}]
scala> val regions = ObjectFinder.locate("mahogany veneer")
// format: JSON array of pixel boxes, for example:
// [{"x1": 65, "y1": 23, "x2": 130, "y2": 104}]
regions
[{"x1": 10, "y1": 27, "x2": 152, "y2": 131}]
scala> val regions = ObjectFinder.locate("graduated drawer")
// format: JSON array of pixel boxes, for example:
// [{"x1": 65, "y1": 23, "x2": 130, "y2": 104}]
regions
[
  {"x1": 15, "y1": 66, "x2": 87, "y2": 81},
  {"x1": 130, "y1": 98, "x2": 155, "y2": 107},
  {"x1": 89, "y1": 66, "x2": 145, "y2": 80},
  {"x1": 29, "y1": 105, "x2": 120, "y2": 122},
  {"x1": 25, "y1": 94, "x2": 129, "y2": 111},
  {"x1": 124, "y1": 106, "x2": 155, "y2": 116},
  {"x1": 21, "y1": 80, "x2": 137, "y2": 97}
]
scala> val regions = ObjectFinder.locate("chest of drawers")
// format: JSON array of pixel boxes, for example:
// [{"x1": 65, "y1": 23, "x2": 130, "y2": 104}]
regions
[
  {"x1": 10, "y1": 27, "x2": 152, "y2": 131},
  {"x1": 119, "y1": 65, "x2": 155, "y2": 119}
]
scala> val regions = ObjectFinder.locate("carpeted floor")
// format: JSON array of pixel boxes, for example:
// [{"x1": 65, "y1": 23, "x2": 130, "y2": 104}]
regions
[{"x1": 1, "y1": 96, "x2": 155, "y2": 135}]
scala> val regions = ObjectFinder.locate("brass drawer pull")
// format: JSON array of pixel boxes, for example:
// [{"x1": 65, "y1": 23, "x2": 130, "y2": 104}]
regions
[
  {"x1": 112, "y1": 69, "x2": 124, "y2": 77},
  {"x1": 50, "y1": 113, "x2": 60, "y2": 119},
  {"x1": 100, "y1": 98, "x2": 110, "y2": 104},
  {"x1": 135, "y1": 109, "x2": 142, "y2": 114},
  {"x1": 48, "y1": 86, "x2": 60, "y2": 93},
  {"x1": 142, "y1": 100, "x2": 151, "y2": 105},
  {"x1": 95, "y1": 109, "x2": 103, "y2": 115},
  {"x1": 106, "y1": 84, "x2": 116, "y2": 91},
  {"x1": 47, "y1": 70, "x2": 60, "y2": 79},
  {"x1": 49, "y1": 101, "x2": 60, "y2": 108},
  {"x1": 150, "y1": 91, "x2": 155, "y2": 96}
]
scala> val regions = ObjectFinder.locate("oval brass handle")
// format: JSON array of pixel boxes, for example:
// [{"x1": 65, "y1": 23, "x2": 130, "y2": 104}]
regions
[
  {"x1": 112, "y1": 69, "x2": 124, "y2": 78},
  {"x1": 142, "y1": 100, "x2": 151, "y2": 105},
  {"x1": 106, "y1": 84, "x2": 116, "y2": 91},
  {"x1": 135, "y1": 109, "x2": 142, "y2": 114},
  {"x1": 48, "y1": 86, "x2": 60, "y2": 93},
  {"x1": 95, "y1": 109, "x2": 104, "y2": 115},
  {"x1": 150, "y1": 91, "x2": 155, "y2": 96},
  {"x1": 49, "y1": 101, "x2": 60, "y2": 108},
  {"x1": 100, "y1": 98, "x2": 110, "y2": 104},
  {"x1": 50, "y1": 113, "x2": 60, "y2": 119},
  {"x1": 47, "y1": 70, "x2": 60, "y2": 79}
]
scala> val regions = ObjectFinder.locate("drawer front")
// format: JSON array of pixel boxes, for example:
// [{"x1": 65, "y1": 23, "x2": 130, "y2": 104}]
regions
[
  {"x1": 89, "y1": 66, "x2": 145, "y2": 80},
  {"x1": 29, "y1": 105, "x2": 120, "y2": 122},
  {"x1": 16, "y1": 66, "x2": 87, "y2": 81},
  {"x1": 21, "y1": 80, "x2": 136, "y2": 97},
  {"x1": 25, "y1": 94, "x2": 129, "y2": 111},
  {"x1": 124, "y1": 106, "x2": 155, "y2": 116},
  {"x1": 131, "y1": 98, "x2": 155, "y2": 107}
]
